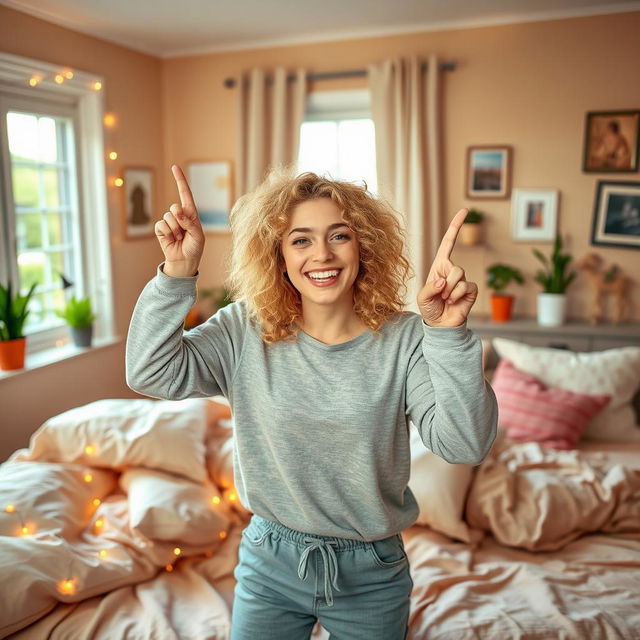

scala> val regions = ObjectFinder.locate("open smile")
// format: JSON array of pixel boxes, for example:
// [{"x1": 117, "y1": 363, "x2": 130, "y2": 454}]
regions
[{"x1": 304, "y1": 269, "x2": 342, "y2": 287}]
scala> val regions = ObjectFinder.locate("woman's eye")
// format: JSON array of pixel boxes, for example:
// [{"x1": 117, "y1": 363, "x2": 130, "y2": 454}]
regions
[
  {"x1": 292, "y1": 237, "x2": 308, "y2": 246},
  {"x1": 332, "y1": 233, "x2": 350, "y2": 241}
]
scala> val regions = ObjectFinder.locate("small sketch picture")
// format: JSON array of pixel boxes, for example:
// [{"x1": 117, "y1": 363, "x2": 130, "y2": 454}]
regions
[
  {"x1": 583, "y1": 111, "x2": 639, "y2": 172},
  {"x1": 511, "y1": 189, "x2": 559, "y2": 242},
  {"x1": 187, "y1": 161, "x2": 232, "y2": 232},
  {"x1": 123, "y1": 167, "x2": 155, "y2": 239},
  {"x1": 465, "y1": 146, "x2": 512, "y2": 199}
]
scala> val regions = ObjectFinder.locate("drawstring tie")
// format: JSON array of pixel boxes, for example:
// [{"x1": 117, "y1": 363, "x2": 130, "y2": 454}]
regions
[{"x1": 297, "y1": 537, "x2": 341, "y2": 606}]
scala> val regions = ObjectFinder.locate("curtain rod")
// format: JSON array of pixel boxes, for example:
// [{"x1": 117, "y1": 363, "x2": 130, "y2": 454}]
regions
[{"x1": 223, "y1": 61, "x2": 456, "y2": 88}]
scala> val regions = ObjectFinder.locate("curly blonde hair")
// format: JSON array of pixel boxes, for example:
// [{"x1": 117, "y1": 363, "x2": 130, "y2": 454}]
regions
[{"x1": 227, "y1": 166, "x2": 413, "y2": 343}]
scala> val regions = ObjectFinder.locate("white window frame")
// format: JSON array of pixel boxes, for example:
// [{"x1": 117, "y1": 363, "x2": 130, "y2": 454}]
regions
[
  {"x1": 0, "y1": 52, "x2": 114, "y2": 355},
  {"x1": 298, "y1": 88, "x2": 377, "y2": 193}
]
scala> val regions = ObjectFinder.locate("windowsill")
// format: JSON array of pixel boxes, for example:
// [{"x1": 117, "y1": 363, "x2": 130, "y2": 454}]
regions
[{"x1": 0, "y1": 336, "x2": 122, "y2": 380}]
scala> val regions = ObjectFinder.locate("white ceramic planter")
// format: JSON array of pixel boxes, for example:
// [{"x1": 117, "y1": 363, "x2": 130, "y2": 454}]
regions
[{"x1": 537, "y1": 293, "x2": 567, "y2": 327}]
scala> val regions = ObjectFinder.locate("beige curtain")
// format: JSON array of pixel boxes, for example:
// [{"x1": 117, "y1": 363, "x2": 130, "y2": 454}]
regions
[
  {"x1": 368, "y1": 56, "x2": 442, "y2": 310},
  {"x1": 235, "y1": 67, "x2": 307, "y2": 196}
]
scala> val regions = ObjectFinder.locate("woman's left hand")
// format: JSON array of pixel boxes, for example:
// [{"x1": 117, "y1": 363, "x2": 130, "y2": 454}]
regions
[{"x1": 417, "y1": 209, "x2": 478, "y2": 328}]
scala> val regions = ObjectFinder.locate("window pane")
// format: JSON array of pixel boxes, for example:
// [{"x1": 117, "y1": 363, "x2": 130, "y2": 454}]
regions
[
  {"x1": 47, "y1": 212, "x2": 64, "y2": 246},
  {"x1": 7, "y1": 112, "x2": 39, "y2": 161},
  {"x1": 24, "y1": 292, "x2": 46, "y2": 328},
  {"x1": 18, "y1": 251, "x2": 45, "y2": 289},
  {"x1": 44, "y1": 168, "x2": 61, "y2": 208},
  {"x1": 38, "y1": 117, "x2": 58, "y2": 163},
  {"x1": 50, "y1": 251, "x2": 66, "y2": 281},
  {"x1": 12, "y1": 165, "x2": 40, "y2": 207},
  {"x1": 297, "y1": 121, "x2": 338, "y2": 177},
  {"x1": 16, "y1": 213, "x2": 42, "y2": 249},
  {"x1": 337, "y1": 119, "x2": 377, "y2": 194}
]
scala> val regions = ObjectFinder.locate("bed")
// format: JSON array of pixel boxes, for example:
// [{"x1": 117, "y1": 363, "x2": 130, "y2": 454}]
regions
[{"x1": 1, "y1": 337, "x2": 639, "y2": 639}]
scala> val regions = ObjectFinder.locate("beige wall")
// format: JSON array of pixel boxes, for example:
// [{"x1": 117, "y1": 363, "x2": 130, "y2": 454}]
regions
[{"x1": 1, "y1": 6, "x2": 639, "y2": 457}]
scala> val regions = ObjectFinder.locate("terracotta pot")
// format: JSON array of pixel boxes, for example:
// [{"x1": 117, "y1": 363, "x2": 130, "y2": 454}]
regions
[
  {"x1": 490, "y1": 294, "x2": 514, "y2": 322},
  {"x1": 459, "y1": 223, "x2": 482, "y2": 246},
  {"x1": 0, "y1": 337, "x2": 27, "y2": 370}
]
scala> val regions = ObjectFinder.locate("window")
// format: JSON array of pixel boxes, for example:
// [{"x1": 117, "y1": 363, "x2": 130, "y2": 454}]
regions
[
  {"x1": 0, "y1": 53, "x2": 114, "y2": 359},
  {"x1": 297, "y1": 89, "x2": 377, "y2": 194}
]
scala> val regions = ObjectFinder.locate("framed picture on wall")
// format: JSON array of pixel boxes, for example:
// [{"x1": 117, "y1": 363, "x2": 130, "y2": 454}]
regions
[
  {"x1": 511, "y1": 189, "x2": 559, "y2": 242},
  {"x1": 465, "y1": 145, "x2": 512, "y2": 199},
  {"x1": 186, "y1": 160, "x2": 233, "y2": 233},
  {"x1": 122, "y1": 166, "x2": 156, "y2": 239},
  {"x1": 583, "y1": 110, "x2": 640, "y2": 173},
  {"x1": 591, "y1": 180, "x2": 640, "y2": 249}
]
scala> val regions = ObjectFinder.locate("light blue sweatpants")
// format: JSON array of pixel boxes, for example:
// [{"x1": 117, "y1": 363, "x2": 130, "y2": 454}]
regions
[{"x1": 230, "y1": 514, "x2": 413, "y2": 640}]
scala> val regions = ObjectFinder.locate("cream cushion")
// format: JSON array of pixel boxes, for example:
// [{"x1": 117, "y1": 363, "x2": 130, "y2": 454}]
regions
[
  {"x1": 16, "y1": 399, "x2": 209, "y2": 482},
  {"x1": 120, "y1": 468, "x2": 232, "y2": 545},
  {"x1": 492, "y1": 338, "x2": 640, "y2": 442},
  {"x1": 408, "y1": 422, "x2": 480, "y2": 542}
]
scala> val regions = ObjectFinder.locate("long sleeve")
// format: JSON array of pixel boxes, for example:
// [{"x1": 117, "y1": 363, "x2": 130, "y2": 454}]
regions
[
  {"x1": 405, "y1": 321, "x2": 498, "y2": 465},
  {"x1": 125, "y1": 263, "x2": 245, "y2": 400}
]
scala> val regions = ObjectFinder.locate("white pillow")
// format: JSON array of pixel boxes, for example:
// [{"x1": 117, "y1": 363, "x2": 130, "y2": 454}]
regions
[
  {"x1": 17, "y1": 399, "x2": 209, "y2": 482},
  {"x1": 408, "y1": 422, "x2": 481, "y2": 543},
  {"x1": 492, "y1": 338, "x2": 640, "y2": 442},
  {"x1": 120, "y1": 468, "x2": 232, "y2": 545}
]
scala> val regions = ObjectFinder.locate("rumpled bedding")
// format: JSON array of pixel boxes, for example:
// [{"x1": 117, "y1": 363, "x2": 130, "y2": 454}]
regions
[{"x1": 1, "y1": 400, "x2": 640, "y2": 639}]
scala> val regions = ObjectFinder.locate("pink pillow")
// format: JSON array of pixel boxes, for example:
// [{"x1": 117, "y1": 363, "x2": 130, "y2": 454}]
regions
[{"x1": 492, "y1": 359, "x2": 611, "y2": 449}]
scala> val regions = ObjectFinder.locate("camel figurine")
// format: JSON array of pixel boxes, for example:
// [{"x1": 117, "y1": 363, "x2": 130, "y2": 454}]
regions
[{"x1": 576, "y1": 252, "x2": 630, "y2": 324}]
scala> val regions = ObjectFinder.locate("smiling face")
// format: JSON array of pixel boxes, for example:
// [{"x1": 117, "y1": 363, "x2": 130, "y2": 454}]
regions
[{"x1": 281, "y1": 198, "x2": 360, "y2": 312}]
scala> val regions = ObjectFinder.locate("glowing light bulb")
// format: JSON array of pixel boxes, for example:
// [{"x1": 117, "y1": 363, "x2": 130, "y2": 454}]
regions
[
  {"x1": 64, "y1": 70, "x2": 74, "y2": 80},
  {"x1": 92, "y1": 498, "x2": 101, "y2": 507},
  {"x1": 85, "y1": 445, "x2": 95, "y2": 455},
  {"x1": 21, "y1": 526, "x2": 29, "y2": 536},
  {"x1": 55, "y1": 74, "x2": 64, "y2": 84},
  {"x1": 219, "y1": 530, "x2": 227, "y2": 540},
  {"x1": 83, "y1": 473, "x2": 93, "y2": 483},
  {"x1": 93, "y1": 81, "x2": 102, "y2": 91},
  {"x1": 114, "y1": 178, "x2": 124, "y2": 187},
  {"x1": 99, "y1": 549, "x2": 108, "y2": 559},
  {"x1": 5, "y1": 505, "x2": 15, "y2": 514},
  {"x1": 211, "y1": 496, "x2": 221, "y2": 505},
  {"x1": 95, "y1": 518, "x2": 104, "y2": 530},
  {"x1": 228, "y1": 492, "x2": 237, "y2": 502},
  {"x1": 165, "y1": 564, "x2": 174, "y2": 572},
  {"x1": 173, "y1": 547, "x2": 181, "y2": 556},
  {"x1": 108, "y1": 151, "x2": 118, "y2": 160},
  {"x1": 103, "y1": 113, "x2": 116, "y2": 127},
  {"x1": 28, "y1": 76, "x2": 42, "y2": 87}
]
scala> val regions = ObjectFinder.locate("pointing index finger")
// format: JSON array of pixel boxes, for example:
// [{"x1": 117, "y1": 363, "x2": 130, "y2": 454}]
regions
[
  {"x1": 435, "y1": 208, "x2": 468, "y2": 261},
  {"x1": 171, "y1": 164, "x2": 196, "y2": 213}
]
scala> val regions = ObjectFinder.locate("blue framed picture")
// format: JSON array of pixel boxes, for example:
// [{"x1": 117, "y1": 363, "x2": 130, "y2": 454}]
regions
[{"x1": 187, "y1": 160, "x2": 232, "y2": 233}]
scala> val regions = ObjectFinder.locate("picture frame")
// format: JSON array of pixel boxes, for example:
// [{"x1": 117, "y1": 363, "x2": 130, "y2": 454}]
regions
[
  {"x1": 122, "y1": 166, "x2": 156, "y2": 239},
  {"x1": 465, "y1": 145, "x2": 512, "y2": 199},
  {"x1": 590, "y1": 180, "x2": 640, "y2": 250},
  {"x1": 582, "y1": 110, "x2": 640, "y2": 173},
  {"x1": 186, "y1": 160, "x2": 233, "y2": 233},
  {"x1": 511, "y1": 189, "x2": 559, "y2": 242}
]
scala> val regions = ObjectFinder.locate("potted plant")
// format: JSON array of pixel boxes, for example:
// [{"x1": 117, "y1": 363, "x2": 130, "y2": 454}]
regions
[
  {"x1": 55, "y1": 295, "x2": 97, "y2": 347},
  {"x1": 184, "y1": 286, "x2": 233, "y2": 330},
  {"x1": 0, "y1": 281, "x2": 38, "y2": 370},
  {"x1": 533, "y1": 233, "x2": 576, "y2": 327},
  {"x1": 459, "y1": 208, "x2": 484, "y2": 246},
  {"x1": 486, "y1": 264, "x2": 524, "y2": 322}
]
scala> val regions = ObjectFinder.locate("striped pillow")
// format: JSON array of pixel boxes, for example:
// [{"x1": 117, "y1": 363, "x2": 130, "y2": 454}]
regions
[{"x1": 492, "y1": 359, "x2": 611, "y2": 449}]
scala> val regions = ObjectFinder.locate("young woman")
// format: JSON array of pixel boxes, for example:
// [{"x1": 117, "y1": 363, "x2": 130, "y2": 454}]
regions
[{"x1": 126, "y1": 164, "x2": 498, "y2": 640}]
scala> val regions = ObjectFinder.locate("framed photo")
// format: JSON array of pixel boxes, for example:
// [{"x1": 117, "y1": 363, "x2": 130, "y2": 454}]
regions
[
  {"x1": 465, "y1": 146, "x2": 512, "y2": 199},
  {"x1": 122, "y1": 166, "x2": 155, "y2": 239},
  {"x1": 186, "y1": 160, "x2": 233, "y2": 233},
  {"x1": 583, "y1": 110, "x2": 640, "y2": 173},
  {"x1": 511, "y1": 189, "x2": 559, "y2": 242},
  {"x1": 591, "y1": 180, "x2": 640, "y2": 250}
]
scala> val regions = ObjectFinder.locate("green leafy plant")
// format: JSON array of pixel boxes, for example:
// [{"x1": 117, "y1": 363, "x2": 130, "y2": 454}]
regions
[
  {"x1": 464, "y1": 208, "x2": 483, "y2": 224},
  {"x1": 532, "y1": 234, "x2": 576, "y2": 294},
  {"x1": 0, "y1": 281, "x2": 38, "y2": 341},
  {"x1": 486, "y1": 264, "x2": 525, "y2": 294},
  {"x1": 199, "y1": 286, "x2": 233, "y2": 310},
  {"x1": 55, "y1": 295, "x2": 96, "y2": 328}
]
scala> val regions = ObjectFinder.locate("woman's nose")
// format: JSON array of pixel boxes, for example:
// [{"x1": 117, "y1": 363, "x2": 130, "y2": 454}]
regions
[{"x1": 313, "y1": 240, "x2": 334, "y2": 261}]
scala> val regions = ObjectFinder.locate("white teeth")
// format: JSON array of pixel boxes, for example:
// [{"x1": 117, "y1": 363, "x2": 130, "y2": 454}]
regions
[{"x1": 307, "y1": 270, "x2": 339, "y2": 279}]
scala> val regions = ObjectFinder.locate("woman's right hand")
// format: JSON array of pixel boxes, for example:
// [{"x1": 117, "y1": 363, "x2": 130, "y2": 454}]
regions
[{"x1": 155, "y1": 164, "x2": 205, "y2": 278}]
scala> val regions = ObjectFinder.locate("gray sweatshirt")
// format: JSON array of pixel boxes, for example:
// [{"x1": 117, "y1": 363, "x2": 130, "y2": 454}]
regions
[{"x1": 126, "y1": 263, "x2": 498, "y2": 541}]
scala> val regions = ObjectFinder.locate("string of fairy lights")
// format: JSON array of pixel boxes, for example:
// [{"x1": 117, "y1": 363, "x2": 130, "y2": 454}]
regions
[
  {"x1": 5, "y1": 67, "x2": 238, "y2": 596},
  {"x1": 3, "y1": 440, "x2": 238, "y2": 595}
]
